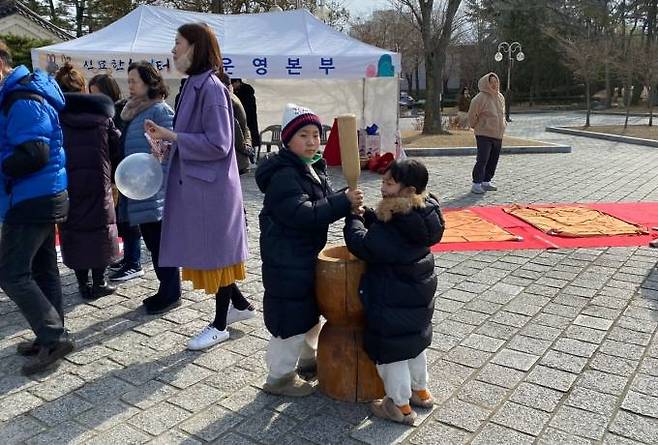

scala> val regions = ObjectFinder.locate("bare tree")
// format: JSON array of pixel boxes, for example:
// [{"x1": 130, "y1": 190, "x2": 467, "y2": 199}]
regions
[
  {"x1": 350, "y1": 9, "x2": 423, "y2": 95},
  {"x1": 547, "y1": 30, "x2": 613, "y2": 127},
  {"x1": 57, "y1": 0, "x2": 349, "y2": 37},
  {"x1": 634, "y1": 41, "x2": 658, "y2": 125},
  {"x1": 395, "y1": 0, "x2": 462, "y2": 134},
  {"x1": 612, "y1": 36, "x2": 640, "y2": 128},
  {"x1": 158, "y1": 0, "x2": 349, "y2": 28}
]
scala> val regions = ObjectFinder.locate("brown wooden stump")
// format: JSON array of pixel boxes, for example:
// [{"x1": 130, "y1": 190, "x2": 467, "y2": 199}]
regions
[{"x1": 316, "y1": 245, "x2": 385, "y2": 402}]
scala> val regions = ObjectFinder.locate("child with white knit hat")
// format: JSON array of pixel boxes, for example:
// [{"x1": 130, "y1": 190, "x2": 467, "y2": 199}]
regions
[{"x1": 255, "y1": 103, "x2": 364, "y2": 397}]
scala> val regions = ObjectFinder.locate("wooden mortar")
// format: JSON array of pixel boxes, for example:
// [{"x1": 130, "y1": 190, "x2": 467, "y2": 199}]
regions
[{"x1": 315, "y1": 245, "x2": 385, "y2": 402}]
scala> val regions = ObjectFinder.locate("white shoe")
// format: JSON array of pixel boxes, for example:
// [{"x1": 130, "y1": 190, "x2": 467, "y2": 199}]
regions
[
  {"x1": 482, "y1": 182, "x2": 498, "y2": 191},
  {"x1": 471, "y1": 183, "x2": 485, "y2": 194},
  {"x1": 187, "y1": 325, "x2": 229, "y2": 351},
  {"x1": 227, "y1": 304, "x2": 256, "y2": 325}
]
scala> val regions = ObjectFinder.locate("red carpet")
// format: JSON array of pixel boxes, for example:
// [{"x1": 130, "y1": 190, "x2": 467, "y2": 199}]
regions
[{"x1": 432, "y1": 202, "x2": 658, "y2": 252}]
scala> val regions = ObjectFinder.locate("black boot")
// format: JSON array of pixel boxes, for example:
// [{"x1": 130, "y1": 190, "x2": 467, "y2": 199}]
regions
[
  {"x1": 78, "y1": 284, "x2": 93, "y2": 300},
  {"x1": 16, "y1": 340, "x2": 40, "y2": 356},
  {"x1": 90, "y1": 268, "x2": 115, "y2": 299},
  {"x1": 142, "y1": 294, "x2": 158, "y2": 306},
  {"x1": 92, "y1": 281, "x2": 116, "y2": 299},
  {"x1": 22, "y1": 339, "x2": 75, "y2": 376},
  {"x1": 144, "y1": 297, "x2": 181, "y2": 315},
  {"x1": 75, "y1": 269, "x2": 93, "y2": 300}
]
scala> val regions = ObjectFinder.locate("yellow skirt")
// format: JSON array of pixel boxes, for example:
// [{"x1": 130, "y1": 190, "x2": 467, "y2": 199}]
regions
[{"x1": 182, "y1": 262, "x2": 246, "y2": 295}]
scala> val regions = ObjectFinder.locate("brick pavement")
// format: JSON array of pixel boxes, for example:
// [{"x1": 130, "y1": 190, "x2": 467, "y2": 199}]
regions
[{"x1": 1, "y1": 112, "x2": 658, "y2": 444}]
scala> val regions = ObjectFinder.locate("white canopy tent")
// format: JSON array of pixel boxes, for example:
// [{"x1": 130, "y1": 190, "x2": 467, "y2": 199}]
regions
[{"x1": 32, "y1": 5, "x2": 401, "y2": 151}]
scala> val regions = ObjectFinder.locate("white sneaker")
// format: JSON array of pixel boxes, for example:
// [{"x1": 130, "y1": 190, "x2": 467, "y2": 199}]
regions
[
  {"x1": 482, "y1": 182, "x2": 498, "y2": 191},
  {"x1": 227, "y1": 304, "x2": 256, "y2": 325},
  {"x1": 187, "y1": 325, "x2": 229, "y2": 351},
  {"x1": 471, "y1": 183, "x2": 485, "y2": 194}
]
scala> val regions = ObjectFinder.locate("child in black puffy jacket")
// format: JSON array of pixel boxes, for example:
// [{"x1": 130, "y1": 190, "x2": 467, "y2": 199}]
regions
[
  {"x1": 256, "y1": 104, "x2": 363, "y2": 397},
  {"x1": 344, "y1": 159, "x2": 444, "y2": 425}
]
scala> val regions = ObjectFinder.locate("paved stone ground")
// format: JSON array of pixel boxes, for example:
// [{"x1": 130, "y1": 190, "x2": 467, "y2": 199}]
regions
[{"x1": 2, "y1": 112, "x2": 658, "y2": 444}]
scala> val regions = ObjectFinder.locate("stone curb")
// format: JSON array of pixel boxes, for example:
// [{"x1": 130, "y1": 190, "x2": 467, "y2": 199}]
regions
[
  {"x1": 589, "y1": 110, "x2": 654, "y2": 118},
  {"x1": 511, "y1": 109, "x2": 582, "y2": 114},
  {"x1": 546, "y1": 126, "x2": 658, "y2": 148},
  {"x1": 404, "y1": 142, "x2": 571, "y2": 157}
]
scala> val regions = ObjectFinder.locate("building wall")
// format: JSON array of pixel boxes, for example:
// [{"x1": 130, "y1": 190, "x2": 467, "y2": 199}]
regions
[
  {"x1": 400, "y1": 56, "x2": 462, "y2": 93},
  {"x1": 0, "y1": 14, "x2": 66, "y2": 42}
]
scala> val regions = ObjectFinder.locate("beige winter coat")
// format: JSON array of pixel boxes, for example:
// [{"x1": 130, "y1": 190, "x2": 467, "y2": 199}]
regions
[{"x1": 468, "y1": 72, "x2": 507, "y2": 140}]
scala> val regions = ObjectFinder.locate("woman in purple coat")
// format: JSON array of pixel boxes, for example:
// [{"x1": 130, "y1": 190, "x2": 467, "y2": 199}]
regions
[{"x1": 145, "y1": 23, "x2": 251, "y2": 351}]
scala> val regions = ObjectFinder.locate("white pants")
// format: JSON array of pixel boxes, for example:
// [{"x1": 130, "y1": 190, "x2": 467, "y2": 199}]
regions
[
  {"x1": 266, "y1": 322, "x2": 322, "y2": 383},
  {"x1": 376, "y1": 351, "x2": 428, "y2": 406}
]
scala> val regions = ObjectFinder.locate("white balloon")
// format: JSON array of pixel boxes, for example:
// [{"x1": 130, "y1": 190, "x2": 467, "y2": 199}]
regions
[{"x1": 115, "y1": 153, "x2": 164, "y2": 200}]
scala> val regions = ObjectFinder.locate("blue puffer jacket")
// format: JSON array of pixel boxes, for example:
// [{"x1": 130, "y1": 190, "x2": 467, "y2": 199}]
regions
[
  {"x1": 117, "y1": 101, "x2": 173, "y2": 226},
  {"x1": 0, "y1": 65, "x2": 68, "y2": 223}
]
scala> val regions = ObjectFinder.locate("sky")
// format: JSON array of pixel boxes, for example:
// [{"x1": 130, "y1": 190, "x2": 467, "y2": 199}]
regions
[{"x1": 342, "y1": 0, "x2": 392, "y2": 19}]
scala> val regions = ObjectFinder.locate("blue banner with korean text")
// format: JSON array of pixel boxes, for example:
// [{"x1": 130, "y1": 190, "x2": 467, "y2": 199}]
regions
[{"x1": 38, "y1": 52, "x2": 400, "y2": 80}]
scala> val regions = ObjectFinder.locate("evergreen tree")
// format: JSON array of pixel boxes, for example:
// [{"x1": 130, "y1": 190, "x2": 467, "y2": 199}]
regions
[
  {"x1": 466, "y1": 0, "x2": 576, "y2": 105},
  {"x1": 0, "y1": 34, "x2": 53, "y2": 69}
]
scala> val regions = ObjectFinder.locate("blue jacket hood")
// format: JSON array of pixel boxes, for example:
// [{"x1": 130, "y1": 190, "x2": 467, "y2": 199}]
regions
[{"x1": 0, "y1": 65, "x2": 65, "y2": 111}]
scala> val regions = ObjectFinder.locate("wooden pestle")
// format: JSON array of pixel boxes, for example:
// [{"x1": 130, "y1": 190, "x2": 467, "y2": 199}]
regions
[{"x1": 336, "y1": 114, "x2": 360, "y2": 191}]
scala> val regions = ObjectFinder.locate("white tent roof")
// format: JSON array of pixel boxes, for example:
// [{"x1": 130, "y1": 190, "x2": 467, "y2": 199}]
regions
[{"x1": 32, "y1": 5, "x2": 400, "y2": 79}]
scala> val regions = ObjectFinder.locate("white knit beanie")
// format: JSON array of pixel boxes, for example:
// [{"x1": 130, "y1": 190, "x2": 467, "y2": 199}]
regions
[{"x1": 281, "y1": 103, "x2": 322, "y2": 146}]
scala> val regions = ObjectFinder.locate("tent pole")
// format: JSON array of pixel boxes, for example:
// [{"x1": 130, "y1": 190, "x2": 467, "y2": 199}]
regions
[
  {"x1": 362, "y1": 77, "x2": 366, "y2": 129},
  {"x1": 396, "y1": 74, "x2": 400, "y2": 154}
]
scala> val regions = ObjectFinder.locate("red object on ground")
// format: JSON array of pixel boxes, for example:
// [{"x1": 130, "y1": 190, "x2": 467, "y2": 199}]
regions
[
  {"x1": 376, "y1": 153, "x2": 394, "y2": 174},
  {"x1": 367, "y1": 154, "x2": 381, "y2": 172},
  {"x1": 432, "y1": 202, "x2": 658, "y2": 252},
  {"x1": 322, "y1": 119, "x2": 341, "y2": 166}
]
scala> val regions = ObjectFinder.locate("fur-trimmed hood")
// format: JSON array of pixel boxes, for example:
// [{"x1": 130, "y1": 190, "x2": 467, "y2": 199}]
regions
[
  {"x1": 61, "y1": 93, "x2": 115, "y2": 118},
  {"x1": 375, "y1": 192, "x2": 427, "y2": 222},
  {"x1": 374, "y1": 192, "x2": 444, "y2": 247}
]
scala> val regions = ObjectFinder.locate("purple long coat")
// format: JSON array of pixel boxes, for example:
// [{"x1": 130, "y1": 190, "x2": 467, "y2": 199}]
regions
[{"x1": 159, "y1": 70, "x2": 248, "y2": 270}]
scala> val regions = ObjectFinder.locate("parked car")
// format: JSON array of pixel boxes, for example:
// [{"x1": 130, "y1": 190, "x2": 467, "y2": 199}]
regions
[{"x1": 400, "y1": 92, "x2": 415, "y2": 108}]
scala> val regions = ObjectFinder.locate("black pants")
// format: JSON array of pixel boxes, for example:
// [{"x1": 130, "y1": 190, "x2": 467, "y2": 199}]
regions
[
  {"x1": 74, "y1": 268, "x2": 106, "y2": 287},
  {"x1": 117, "y1": 222, "x2": 141, "y2": 269},
  {"x1": 213, "y1": 283, "x2": 251, "y2": 330},
  {"x1": 0, "y1": 223, "x2": 64, "y2": 346},
  {"x1": 472, "y1": 135, "x2": 502, "y2": 183},
  {"x1": 139, "y1": 221, "x2": 181, "y2": 303}
]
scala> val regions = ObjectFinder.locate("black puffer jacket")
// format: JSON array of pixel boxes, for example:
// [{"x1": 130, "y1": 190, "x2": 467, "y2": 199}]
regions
[
  {"x1": 58, "y1": 93, "x2": 121, "y2": 270},
  {"x1": 344, "y1": 193, "x2": 444, "y2": 364},
  {"x1": 256, "y1": 148, "x2": 351, "y2": 338}
]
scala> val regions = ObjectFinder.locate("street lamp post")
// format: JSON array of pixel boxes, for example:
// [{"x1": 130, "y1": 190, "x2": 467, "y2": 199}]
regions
[{"x1": 495, "y1": 41, "x2": 525, "y2": 122}]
